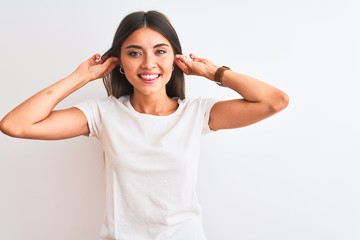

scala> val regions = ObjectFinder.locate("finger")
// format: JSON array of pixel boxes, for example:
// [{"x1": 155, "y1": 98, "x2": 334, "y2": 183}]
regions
[
  {"x1": 190, "y1": 53, "x2": 202, "y2": 61},
  {"x1": 189, "y1": 53, "x2": 206, "y2": 63},
  {"x1": 98, "y1": 54, "x2": 109, "y2": 64},
  {"x1": 175, "y1": 55, "x2": 190, "y2": 74},
  {"x1": 90, "y1": 53, "x2": 101, "y2": 61},
  {"x1": 175, "y1": 54, "x2": 194, "y2": 68},
  {"x1": 176, "y1": 54, "x2": 193, "y2": 65},
  {"x1": 103, "y1": 56, "x2": 119, "y2": 71},
  {"x1": 174, "y1": 59, "x2": 188, "y2": 74},
  {"x1": 89, "y1": 54, "x2": 102, "y2": 65},
  {"x1": 189, "y1": 53, "x2": 197, "y2": 60}
]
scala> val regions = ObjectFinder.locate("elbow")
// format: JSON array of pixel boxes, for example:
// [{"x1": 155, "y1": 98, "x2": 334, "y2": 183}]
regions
[
  {"x1": 269, "y1": 91, "x2": 289, "y2": 113},
  {"x1": 0, "y1": 119, "x2": 8, "y2": 135},
  {"x1": 0, "y1": 118, "x2": 24, "y2": 138},
  {"x1": 0, "y1": 119, "x2": 10, "y2": 136},
  {"x1": 0, "y1": 118, "x2": 13, "y2": 137}
]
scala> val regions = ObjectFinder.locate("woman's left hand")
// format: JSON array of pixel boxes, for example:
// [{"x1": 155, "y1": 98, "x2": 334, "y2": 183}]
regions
[{"x1": 175, "y1": 53, "x2": 218, "y2": 80}]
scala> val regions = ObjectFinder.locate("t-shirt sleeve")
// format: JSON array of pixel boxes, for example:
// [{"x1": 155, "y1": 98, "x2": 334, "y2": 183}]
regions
[
  {"x1": 73, "y1": 99, "x2": 102, "y2": 138},
  {"x1": 201, "y1": 98, "x2": 219, "y2": 135}
]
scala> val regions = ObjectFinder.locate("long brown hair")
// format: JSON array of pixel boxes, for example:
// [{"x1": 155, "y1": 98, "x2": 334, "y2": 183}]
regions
[{"x1": 102, "y1": 11, "x2": 185, "y2": 99}]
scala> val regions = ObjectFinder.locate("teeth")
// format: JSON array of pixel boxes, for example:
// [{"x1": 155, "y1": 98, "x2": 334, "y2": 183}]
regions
[{"x1": 140, "y1": 74, "x2": 159, "y2": 80}]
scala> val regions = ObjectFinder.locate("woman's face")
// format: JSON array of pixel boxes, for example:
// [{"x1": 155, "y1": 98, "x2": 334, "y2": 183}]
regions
[{"x1": 120, "y1": 27, "x2": 175, "y2": 98}]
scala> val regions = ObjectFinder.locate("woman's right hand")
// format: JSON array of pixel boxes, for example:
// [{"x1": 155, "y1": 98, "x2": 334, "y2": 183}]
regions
[
  {"x1": 71, "y1": 54, "x2": 119, "y2": 82},
  {"x1": 0, "y1": 53, "x2": 119, "y2": 140}
]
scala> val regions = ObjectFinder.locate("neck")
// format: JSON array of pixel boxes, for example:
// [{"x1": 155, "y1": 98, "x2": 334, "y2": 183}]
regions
[{"x1": 130, "y1": 92, "x2": 178, "y2": 116}]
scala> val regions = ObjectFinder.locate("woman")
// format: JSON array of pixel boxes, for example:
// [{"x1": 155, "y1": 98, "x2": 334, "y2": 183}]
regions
[{"x1": 0, "y1": 11, "x2": 288, "y2": 240}]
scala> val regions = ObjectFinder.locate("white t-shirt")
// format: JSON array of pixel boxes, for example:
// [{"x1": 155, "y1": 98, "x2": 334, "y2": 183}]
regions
[{"x1": 75, "y1": 95, "x2": 218, "y2": 240}]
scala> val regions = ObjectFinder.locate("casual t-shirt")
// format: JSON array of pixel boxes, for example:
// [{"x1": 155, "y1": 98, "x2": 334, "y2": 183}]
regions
[{"x1": 75, "y1": 95, "x2": 218, "y2": 240}]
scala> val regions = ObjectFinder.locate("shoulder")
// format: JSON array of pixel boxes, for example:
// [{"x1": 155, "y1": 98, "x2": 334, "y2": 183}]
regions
[
  {"x1": 96, "y1": 95, "x2": 128, "y2": 106},
  {"x1": 180, "y1": 97, "x2": 218, "y2": 110},
  {"x1": 75, "y1": 95, "x2": 130, "y2": 115}
]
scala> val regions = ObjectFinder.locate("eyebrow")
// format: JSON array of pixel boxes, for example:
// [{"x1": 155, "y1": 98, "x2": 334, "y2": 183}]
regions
[{"x1": 125, "y1": 43, "x2": 170, "y2": 49}]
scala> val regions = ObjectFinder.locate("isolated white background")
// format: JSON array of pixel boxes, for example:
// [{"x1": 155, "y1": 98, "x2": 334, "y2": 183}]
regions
[{"x1": 1, "y1": 0, "x2": 359, "y2": 239}]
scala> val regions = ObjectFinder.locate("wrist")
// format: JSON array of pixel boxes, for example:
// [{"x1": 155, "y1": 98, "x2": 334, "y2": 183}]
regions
[
  {"x1": 207, "y1": 66, "x2": 218, "y2": 80},
  {"x1": 214, "y1": 66, "x2": 230, "y2": 87},
  {"x1": 68, "y1": 71, "x2": 92, "y2": 85}
]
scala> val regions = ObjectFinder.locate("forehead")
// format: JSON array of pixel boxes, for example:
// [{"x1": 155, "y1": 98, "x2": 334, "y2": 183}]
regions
[{"x1": 122, "y1": 27, "x2": 171, "y2": 48}]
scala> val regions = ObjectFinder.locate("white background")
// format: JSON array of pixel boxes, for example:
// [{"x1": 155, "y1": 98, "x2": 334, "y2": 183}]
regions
[{"x1": 1, "y1": 0, "x2": 359, "y2": 239}]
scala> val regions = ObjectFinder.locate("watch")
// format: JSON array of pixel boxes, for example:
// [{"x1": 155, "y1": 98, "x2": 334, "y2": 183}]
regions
[{"x1": 214, "y1": 66, "x2": 230, "y2": 86}]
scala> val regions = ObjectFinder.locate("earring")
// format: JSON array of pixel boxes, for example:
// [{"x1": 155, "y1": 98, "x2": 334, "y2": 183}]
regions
[
  {"x1": 172, "y1": 66, "x2": 174, "y2": 71},
  {"x1": 119, "y1": 66, "x2": 125, "y2": 74}
]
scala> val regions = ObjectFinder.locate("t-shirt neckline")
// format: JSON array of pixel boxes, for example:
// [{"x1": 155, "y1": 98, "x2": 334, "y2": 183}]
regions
[{"x1": 123, "y1": 95, "x2": 184, "y2": 119}]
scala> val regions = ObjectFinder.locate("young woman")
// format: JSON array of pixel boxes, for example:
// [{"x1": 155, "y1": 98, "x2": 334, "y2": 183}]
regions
[{"x1": 0, "y1": 11, "x2": 288, "y2": 240}]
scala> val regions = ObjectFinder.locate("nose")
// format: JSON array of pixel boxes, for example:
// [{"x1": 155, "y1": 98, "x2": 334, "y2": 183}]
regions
[{"x1": 141, "y1": 53, "x2": 156, "y2": 70}]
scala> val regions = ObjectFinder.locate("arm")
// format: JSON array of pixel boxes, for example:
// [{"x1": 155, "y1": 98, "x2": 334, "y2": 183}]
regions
[
  {"x1": 0, "y1": 54, "x2": 118, "y2": 139},
  {"x1": 175, "y1": 53, "x2": 289, "y2": 130}
]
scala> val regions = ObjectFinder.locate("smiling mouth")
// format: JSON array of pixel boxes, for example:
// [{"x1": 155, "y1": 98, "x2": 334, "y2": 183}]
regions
[{"x1": 138, "y1": 74, "x2": 160, "y2": 83}]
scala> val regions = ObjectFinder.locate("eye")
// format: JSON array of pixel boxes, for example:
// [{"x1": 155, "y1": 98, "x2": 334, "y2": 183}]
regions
[
  {"x1": 128, "y1": 51, "x2": 142, "y2": 57},
  {"x1": 156, "y1": 49, "x2": 166, "y2": 55}
]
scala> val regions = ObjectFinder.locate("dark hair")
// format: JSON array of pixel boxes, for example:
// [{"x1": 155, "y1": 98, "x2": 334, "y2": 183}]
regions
[{"x1": 102, "y1": 11, "x2": 185, "y2": 99}]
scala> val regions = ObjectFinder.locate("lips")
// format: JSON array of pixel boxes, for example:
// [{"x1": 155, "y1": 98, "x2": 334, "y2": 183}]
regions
[{"x1": 138, "y1": 73, "x2": 160, "y2": 84}]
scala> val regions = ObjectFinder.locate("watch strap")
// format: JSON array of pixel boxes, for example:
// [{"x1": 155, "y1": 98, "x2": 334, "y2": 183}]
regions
[{"x1": 214, "y1": 66, "x2": 230, "y2": 86}]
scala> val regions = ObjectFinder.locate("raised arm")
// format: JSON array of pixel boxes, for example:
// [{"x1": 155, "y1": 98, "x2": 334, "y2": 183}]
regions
[
  {"x1": 175, "y1": 53, "x2": 289, "y2": 130},
  {"x1": 0, "y1": 54, "x2": 118, "y2": 139}
]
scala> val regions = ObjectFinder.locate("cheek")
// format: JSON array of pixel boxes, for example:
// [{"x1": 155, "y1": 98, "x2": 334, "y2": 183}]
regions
[
  {"x1": 162, "y1": 58, "x2": 175, "y2": 71},
  {"x1": 120, "y1": 54, "x2": 135, "y2": 68},
  {"x1": 121, "y1": 60, "x2": 138, "y2": 74}
]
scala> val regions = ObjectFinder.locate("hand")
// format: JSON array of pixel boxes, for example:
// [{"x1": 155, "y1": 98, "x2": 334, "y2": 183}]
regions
[
  {"x1": 72, "y1": 54, "x2": 119, "y2": 82},
  {"x1": 175, "y1": 53, "x2": 218, "y2": 80}
]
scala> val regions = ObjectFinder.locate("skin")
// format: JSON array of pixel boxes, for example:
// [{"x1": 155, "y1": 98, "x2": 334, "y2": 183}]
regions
[
  {"x1": 0, "y1": 27, "x2": 289, "y2": 139},
  {"x1": 119, "y1": 28, "x2": 178, "y2": 115}
]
